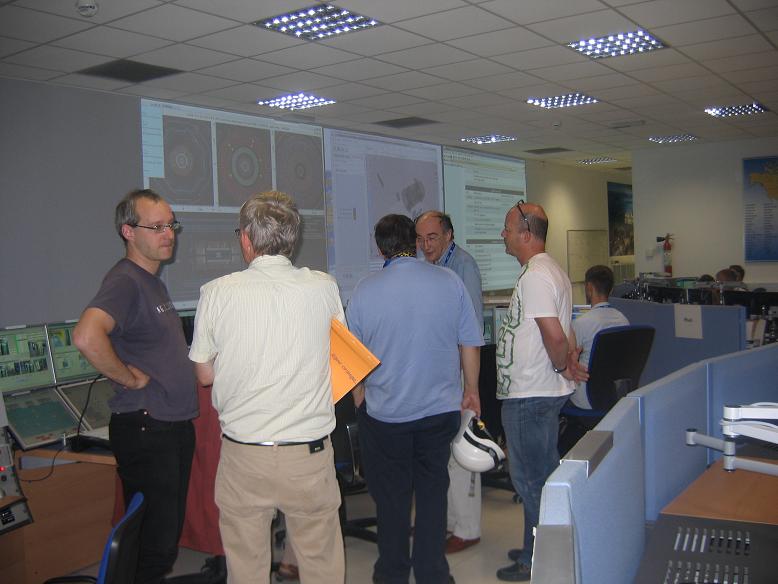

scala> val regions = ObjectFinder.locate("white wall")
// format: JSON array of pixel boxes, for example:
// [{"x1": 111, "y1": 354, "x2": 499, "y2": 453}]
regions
[
  {"x1": 527, "y1": 160, "x2": 631, "y2": 303},
  {"x1": 632, "y1": 137, "x2": 778, "y2": 284}
]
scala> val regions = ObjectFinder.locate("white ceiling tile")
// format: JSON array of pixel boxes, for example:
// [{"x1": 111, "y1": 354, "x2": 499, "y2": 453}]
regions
[
  {"x1": 423, "y1": 59, "x2": 513, "y2": 81},
  {"x1": 134, "y1": 44, "x2": 234, "y2": 70},
  {"x1": 110, "y1": 4, "x2": 236, "y2": 42},
  {"x1": 502, "y1": 82, "x2": 572, "y2": 100},
  {"x1": 0, "y1": 37, "x2": 34, "y2": 58},
  {"x1": 173, "y1": 0, "x2": 312, "y2": 22},
  {"x1": 679, "y1": 35, "x2": 773, "y2": 61},
  {"x1": 651, "y1": 75, "x2": 733, "y2": 93},
  {"x1": 140, "y1": 72, "x2": 237, "y2": 92},
  {"x1": 404, "y1": 82, "x2": 482, "y2": 100},
  {"x1": 259, "y1": 44, "x2": 360, "y2": 69},
  {"x1": 731, "y1": 0, "x2": 778, "y2": 10},
  {"x1": 309, "y1": 102, "x2": 372, "y2": 117},
  {"x1": 568, "y1": 73, "x2": 640, "y2": 91},
  {"x1": 739, "y1": 78, "x2": 778, "y2": 94},
  {"x1": 120, "y1": 85, "x2": 188, "y2": 100},
  {"x1": 595, "y1": 84, "x2": 660, "y2": 100},
  {"x1": 333, "y1": 0, "x2": 468, "y2": 24},
  {"x1": 529, "y1": 60, "x2": 613, "y2": 83},
  {"x1": 482, "y1": 0, "x2": 609, "y2": 25},
  {"x1": 379, "y1": 43, "x2": 474, "y2": 68},
  {"x1": 0, "y1": 6, "x2": 91, "y2": 43},
  {"x1": 312, "y1": 58, "x2": 408, "y2": 82},
  {"x1": 187, "y1": 26, "x2": 303, "y2": 57},
  {"x1": 609, "y1": 93, "x2": 685, "y2": 108},
  {"x1": 202, "y1": 83, "x2": 270, "y2": 102},
  {"x1": 394, "y1": 6, "x2": 513, "y2": 41},
  {"x1": 653, "y1": 15, "x2": 757, "y2": 47},
  {"x1": 493, "y1": 45, "x2": 587, "y2": 70},
  {"x1": 427, "y1": 108, "x2": 493, "y2": 123},
  {"x1": 346, "y1": 110, "x2": 410, "y2": 123},
  {"x1": 0, "y1": 61, "x2": 61, "y2": 80},
  {"x1": 439, "y1": 92, "x2": 517, "y2": 108},
  {"x1": 3, "y1": 45, "x2": 110, "y2": 72},
  {"x1": 526, "y1": 10, "x2": 636, "y2": 43},
  {"x1": 619, "y1": 0, "x2": 734, "y2": 28},
  {"x1": 704, "y1": 51, "x2": 778, "y2": 73},
  {"x1": 178, "y1": 95, "x2": 244, "y2": 111},
  {"x1": 196, "y1": 58, "x2": 294, "y2": 82},
  {"x1": 261, "y1": 70, "x2": 342, "y2": 91},
  {"x1": 55, "y1": 73, "x2": 132, "y2": 91},
  {"x1": 321, "y1": 82, "x2": 387, "y2": 101},
  {"x1": 630, "y1": 62, "x2": 710, "y2": 82},
  {"x1": 386, "y1": 101, "x2": 459, "y2": 116},
  {"x1": 14, "y1": 0, "x2": 162, "y2": 24},
  {"x1": 747, "y1": 7, "x2": 778, "y2": 31},
  {"x1": 446, "y1": 27, "x2": 553, "y2": 58},
  {"x1": 469, "y1": 71, "x2": 546, "y2": 91},
  {"x1": 349, "y1": 93, "x2": 427, "y2": 109},
  {"x1": 320, "y1": 26, "x2": 430, "y2": 56},
  {"x1": 721, "y1": 65, "x2": 778, "y2": 83},
  {"x1": 604, "y1": 48, "x2": 692, "y2": 72},
  {"x1": 363, "y1": 71, "x2": 444, "y2": 90},
  {"x1": 52, "y1": 27, "x2": 174, "y2": 58},
  {"x1": 675, "y1": 87, "x2": 750, "y2": 107}
]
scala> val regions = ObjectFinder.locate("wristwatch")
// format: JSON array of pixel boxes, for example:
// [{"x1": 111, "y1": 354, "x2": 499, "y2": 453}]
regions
[{"x1": 553, "y1": 364, "x2": 567, "y2": 374}]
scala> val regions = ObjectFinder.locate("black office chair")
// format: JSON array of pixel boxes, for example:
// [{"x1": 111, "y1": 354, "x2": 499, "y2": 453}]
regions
[
  {"x1": 559, "y1": 325, "x2": 655, "y2": 454},
  {"x1": 331, "y1": 392, "x2": 377, "y2": 543},
  {"x1": 44, "y1": 492, "x2": 146, "y2": 584}
]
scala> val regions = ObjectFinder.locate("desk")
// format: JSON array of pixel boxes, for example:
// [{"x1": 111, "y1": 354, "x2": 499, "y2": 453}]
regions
[{"x1": 0, "y1": 448, "x2": 116, "y2": 584}]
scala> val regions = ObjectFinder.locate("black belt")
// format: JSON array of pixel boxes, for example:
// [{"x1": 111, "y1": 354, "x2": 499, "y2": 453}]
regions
[{"x1": 223, "y1": 434, "x2": 327, "y2": 453}]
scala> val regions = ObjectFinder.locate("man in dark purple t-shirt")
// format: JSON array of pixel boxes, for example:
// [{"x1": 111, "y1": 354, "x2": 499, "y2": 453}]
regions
[{"x1": 74, "y1": 189, "x2": 197, "y2": 584}]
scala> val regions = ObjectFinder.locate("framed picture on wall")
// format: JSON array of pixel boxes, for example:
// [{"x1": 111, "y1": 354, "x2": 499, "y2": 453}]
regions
[{"x1": 743, "y1": 157, "x2": 778, "y2": 262}]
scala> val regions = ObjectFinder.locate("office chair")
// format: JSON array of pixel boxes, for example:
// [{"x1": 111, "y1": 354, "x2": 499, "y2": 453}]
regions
[
  {"x1": 44, "y1": 492, "x2": 146, "y2": 584},
  {"x1": 332, "y1": 392, "x2": 377, "y2": 543},
  {"x1": 559, "y1": 325, "x2": 655, "y2": 455}
]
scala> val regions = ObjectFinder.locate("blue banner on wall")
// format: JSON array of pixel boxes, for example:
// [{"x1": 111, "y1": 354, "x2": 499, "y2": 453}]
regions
[{"x1": 743, "y1": 157, "x2": 778, "y2": 262}]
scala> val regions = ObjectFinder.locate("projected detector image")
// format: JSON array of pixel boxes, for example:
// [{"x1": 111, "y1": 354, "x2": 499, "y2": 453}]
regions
[
  {"x1": 149, "y1": 116, "x2": 214, "y2": 205},
  {"x1": 216, "y1": 123, "x2": 272, "y2": 207},
  {"x1": 275, "y1": 132, "x2": 324, "y2": 210}
]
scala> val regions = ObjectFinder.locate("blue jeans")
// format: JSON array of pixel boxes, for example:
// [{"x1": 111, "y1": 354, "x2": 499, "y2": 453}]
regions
[
  {"x1": 358, "y1": 408, "x2": 459, "y2": 584},
  {"x1": 501, "y1": 395, "x2": 568, "y2": 565}
]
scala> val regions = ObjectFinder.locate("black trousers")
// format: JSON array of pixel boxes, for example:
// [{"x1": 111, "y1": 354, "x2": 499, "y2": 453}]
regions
[
  {"x1": 358, "y1": 408, "x2": 459, "y2": 584},
  {"x1": 110, "y1": 411, "x2": 195, "y2": 584}
]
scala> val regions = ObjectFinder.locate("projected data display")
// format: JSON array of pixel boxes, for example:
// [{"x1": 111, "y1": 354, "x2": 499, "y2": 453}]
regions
[
  {"x1": 443, "y1": 147, "x2": 526, "y2": 291},
  {"x1": 324, "y1": 129, "x2": 443, "y2": 302},
  {"x1": 58, "y1": 378, "x2": 114, "y2": 431},
  {"x1": 141, "y1": 99, "x2": 327, "y2": 306},
  {"x1": 48, "y1": 322, "x2": 99, "y2": 384},
  {"x1": 5, "y1": 387, "x2": 79, "y2": 449},
  {"x1": 0, "y1": 326, "x2": 54, "y2": 394}
]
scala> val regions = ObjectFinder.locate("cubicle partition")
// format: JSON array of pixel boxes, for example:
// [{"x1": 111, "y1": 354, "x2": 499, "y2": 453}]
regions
[
  {"x1": 608, "y1": 298, "x2": 746, "y2": 384},
  {"x1": 534, "y1": 343, "x2": 778, "y2": 584}
]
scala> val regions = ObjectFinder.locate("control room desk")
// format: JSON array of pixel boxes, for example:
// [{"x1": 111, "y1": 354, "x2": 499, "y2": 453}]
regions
[{"x1": 0, "y1": 448, "x2": 116, "y2": 584}]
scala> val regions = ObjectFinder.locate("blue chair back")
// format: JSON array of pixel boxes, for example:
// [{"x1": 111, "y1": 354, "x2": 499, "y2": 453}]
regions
[{"x1": 97, "y1": 491, "x2": 146, "y2": 584}]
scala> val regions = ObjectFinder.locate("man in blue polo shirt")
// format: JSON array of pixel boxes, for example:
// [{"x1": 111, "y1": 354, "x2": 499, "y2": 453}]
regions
[{"x1": 347, "y1": 214, "x2": 484, "y2": 584}]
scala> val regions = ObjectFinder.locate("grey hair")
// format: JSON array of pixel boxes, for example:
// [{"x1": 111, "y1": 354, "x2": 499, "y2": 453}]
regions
[
  {"x1": 115, "y1": 188, "x2": 164, "y2": 243},
  {"x1": 239, "y1": 191, "x2": 301, "y2": 257}
]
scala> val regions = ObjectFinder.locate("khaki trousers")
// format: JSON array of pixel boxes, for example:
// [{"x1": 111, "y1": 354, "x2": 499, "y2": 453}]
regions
[{"x1": 215, "y1": 437, "x2": 345, "y2": 584}]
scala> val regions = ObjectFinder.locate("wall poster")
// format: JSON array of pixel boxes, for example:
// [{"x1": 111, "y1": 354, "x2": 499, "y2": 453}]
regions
[
  {"x1": 743, "y1": 156, "x2": 778, "y2": 261},
  {"x1": 607, "y1": 182, "x2": 634, "y2": 258}
]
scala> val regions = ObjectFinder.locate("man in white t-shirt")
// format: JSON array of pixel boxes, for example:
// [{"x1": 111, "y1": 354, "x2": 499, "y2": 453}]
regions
[
  {"x1": 494, "y1": 202, "x2": 586, "y2": 582},
  {"x1": 570, "y1": 265, "x2": 629, "y2": 410}
]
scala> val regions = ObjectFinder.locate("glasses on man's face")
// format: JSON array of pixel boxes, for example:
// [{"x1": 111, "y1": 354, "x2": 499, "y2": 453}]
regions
[
  {"x1": 416, "y1": 234, "x2": 441, "y2": 245},
  {"x1": 130, "y1": 221, "x2": 181, "y2": 234},
  {"x1": 515, "y1": 202, "x2": 531, "y2": 235},
  {"x1": 234, "y1": 228, "x2": 242, "y2": 238}
]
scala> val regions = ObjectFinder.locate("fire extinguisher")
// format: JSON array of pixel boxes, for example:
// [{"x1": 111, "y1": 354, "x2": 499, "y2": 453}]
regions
[{"x1": 662, "y1": 234, "x2": 673, "y2": 276}]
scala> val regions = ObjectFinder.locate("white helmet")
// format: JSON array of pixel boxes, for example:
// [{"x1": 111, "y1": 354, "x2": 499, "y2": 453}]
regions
[{"x1": 452, "y1": 410, "x2": 505, "y2": 473}]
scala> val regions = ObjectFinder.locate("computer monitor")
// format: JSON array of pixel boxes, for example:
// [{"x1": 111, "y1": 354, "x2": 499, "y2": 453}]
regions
[
  {"x1": 0, "y1": 326, "x2": 56, "y2": 395},
  {"x1": 722, "y1": 290, "x2": 754, "y2": 316},
  {"x1": 686, "y1": 288, "x2": 713, "y2": 305},
  {"x1": 646, "y1": 285, "x2": 685, "y2": 304},
  {"x1": 482, "y1": 308, "x2": 494, "y2": 344},
  {"x1": 47, "y1": 322, "x2": 100, "y2": 384},
  {"x1": 5, "y1": 387, "x2": 80, "y2": 449},
  {"x1": 179, "y1": 309, "x2": 196, "y2": 346},
  {"x1": 752, "y1": 291, "x2": 778, "y2": 316},
  {"x1": 57, "y1": 377, "x2": 114, "y2": 431}
]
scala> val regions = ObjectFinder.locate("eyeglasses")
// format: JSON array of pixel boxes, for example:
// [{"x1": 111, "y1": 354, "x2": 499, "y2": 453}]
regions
[
  {"x1": 416, "y1": 234, "x2": 441, "y2": 245},
  {"x1": 515, "y1": 202, "x2": 531, "y2": 235},
  {"x1": 234, "y1": 228, "x2": 241, "y2": 238},
  {"x1": 130, "y1": 221, "x2": 181, "y2": 234}
]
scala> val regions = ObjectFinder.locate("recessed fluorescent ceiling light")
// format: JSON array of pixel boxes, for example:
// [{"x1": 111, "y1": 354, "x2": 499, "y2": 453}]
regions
[
  {"x1": 648, "y1": 134, "x2": 698, "y2": 144},
  {"x1": 568, "y1": 29, "x2": 664, "y2": 59},
  {"x1": 256, "y1": 4, "x2": 380, "y2": 40},
  {"x1": 704, "y1": 102, "x2": 768, "y2": 117},
  {"x1": 527, "y1": 93, "x2": 598, "y2": 109},
  {"x1": 579, "y1": 157, "x2": 617, "y2": 165},
  {"x1": 257, "y1": 92, "x2": 335, "y2": 110},
  {"x1": 460, "y1": 134, "x2": 516, "y2": 145}
]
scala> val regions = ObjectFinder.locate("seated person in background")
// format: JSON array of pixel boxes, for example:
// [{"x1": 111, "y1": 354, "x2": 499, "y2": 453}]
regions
[
  {"x1": 729, "y1": 264, "x2": 745, "y2": 282},
  {"x1": 697, "y1": 274, "x2": 715, "y2": 283},
  {"x1": 716, "y1": 268, "x2": 738, "y2": 283},
  {"x1": 569, "y1": 265, "x2": 629, "y2": 410}
]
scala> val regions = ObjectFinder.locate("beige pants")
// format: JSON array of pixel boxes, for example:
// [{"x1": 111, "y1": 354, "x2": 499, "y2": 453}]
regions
[{"x1": 215, "y1": 437, "x2": 345, "y2": 584}]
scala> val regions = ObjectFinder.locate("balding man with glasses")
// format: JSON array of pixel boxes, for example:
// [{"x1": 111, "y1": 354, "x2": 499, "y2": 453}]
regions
[
  {"x1": 75, "y1": 188, "x2": 197, "y2": 584},
  {"x1": 494, "y1": 202, "x2": 585, "y2": 582}
]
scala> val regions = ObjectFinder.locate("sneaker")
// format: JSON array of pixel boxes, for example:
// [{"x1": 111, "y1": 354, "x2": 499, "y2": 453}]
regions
[
  {"x1": 445, "y1": 535, "x2": 480, "y2": 554},
  {"x1": 276, "y1": 562, "x2": 299, "y2": 581},
  {"x1": 496, "y1": 561, "x2": 531, "y2": 582}
]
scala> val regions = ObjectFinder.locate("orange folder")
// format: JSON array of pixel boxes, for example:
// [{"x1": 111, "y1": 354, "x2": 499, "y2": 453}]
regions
[{"x1": 330, "y1": 319, "x2": 380, "y2": 403}]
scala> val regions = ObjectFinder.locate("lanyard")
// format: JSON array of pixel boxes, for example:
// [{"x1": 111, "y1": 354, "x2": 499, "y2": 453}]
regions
[{"x1": 438, "y1": 242, "x2": 456, "y2": 268}]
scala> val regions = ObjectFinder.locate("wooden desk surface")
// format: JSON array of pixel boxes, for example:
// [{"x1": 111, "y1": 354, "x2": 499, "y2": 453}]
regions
[
  {"x1": 24, "y1": 446, "x2": 116, "y2": 466},
  {"x1": 662, "y1": 458, "x2": 778, "y2": 526}
]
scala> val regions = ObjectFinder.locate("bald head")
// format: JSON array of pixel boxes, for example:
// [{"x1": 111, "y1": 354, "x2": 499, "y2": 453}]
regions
[
  {"x1": 502, "y1": 201, "x2": 549, "y2": 264},
  {"x1": 513, "y1": 202, "x2": 549, "y2": 243}
]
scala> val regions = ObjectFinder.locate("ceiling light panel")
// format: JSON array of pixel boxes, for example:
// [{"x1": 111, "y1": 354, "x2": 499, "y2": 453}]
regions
[
  {"x1": 568, "y1": 29, "x2": 665, "y2": 59},
  {"x1": 527, "y1": 93, "x2": 598, "y2": 109},
  {"x1": 257, "y1": 92, "x2": 336, "y2": 110},
  {"x1": 460, "y1": 134, "x2": 517, "y2": 145},
  {"x1": 578, "y1": 157, "x2": 617, "y2": 165},
  {"x1": 704, "y1": 102, "x2": 768, "y2": 117},
  {"x1": 648, "y1": 134, "x2": 698, "y2": 144},
  {"x1": 256, "y1": 5, "x2": 380, "y2": 41}
]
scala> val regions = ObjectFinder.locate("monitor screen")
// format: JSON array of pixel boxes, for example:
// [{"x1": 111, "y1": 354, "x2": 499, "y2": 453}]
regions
[
  {"x1": 722, "y1": 290, "x2": 754, "y2": 316},
  {"x1": 752, "y1": 291, "x2": 778, "y2": 316},
  {"x1": 0, "y1": 326, "x2": 55, "y2": 394},
  {"x1": 5, "y1": 386, "x2": 80, "y2": 449},
  {"x1": 47, "y1": 322, "x2": 100, "y2": 384},
  {"x1": 58, "y1": 378, "x2": 114, "y2": 431},
  {"x1": 178, "y1": 309, "x2": 196, "y2": 347}
]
